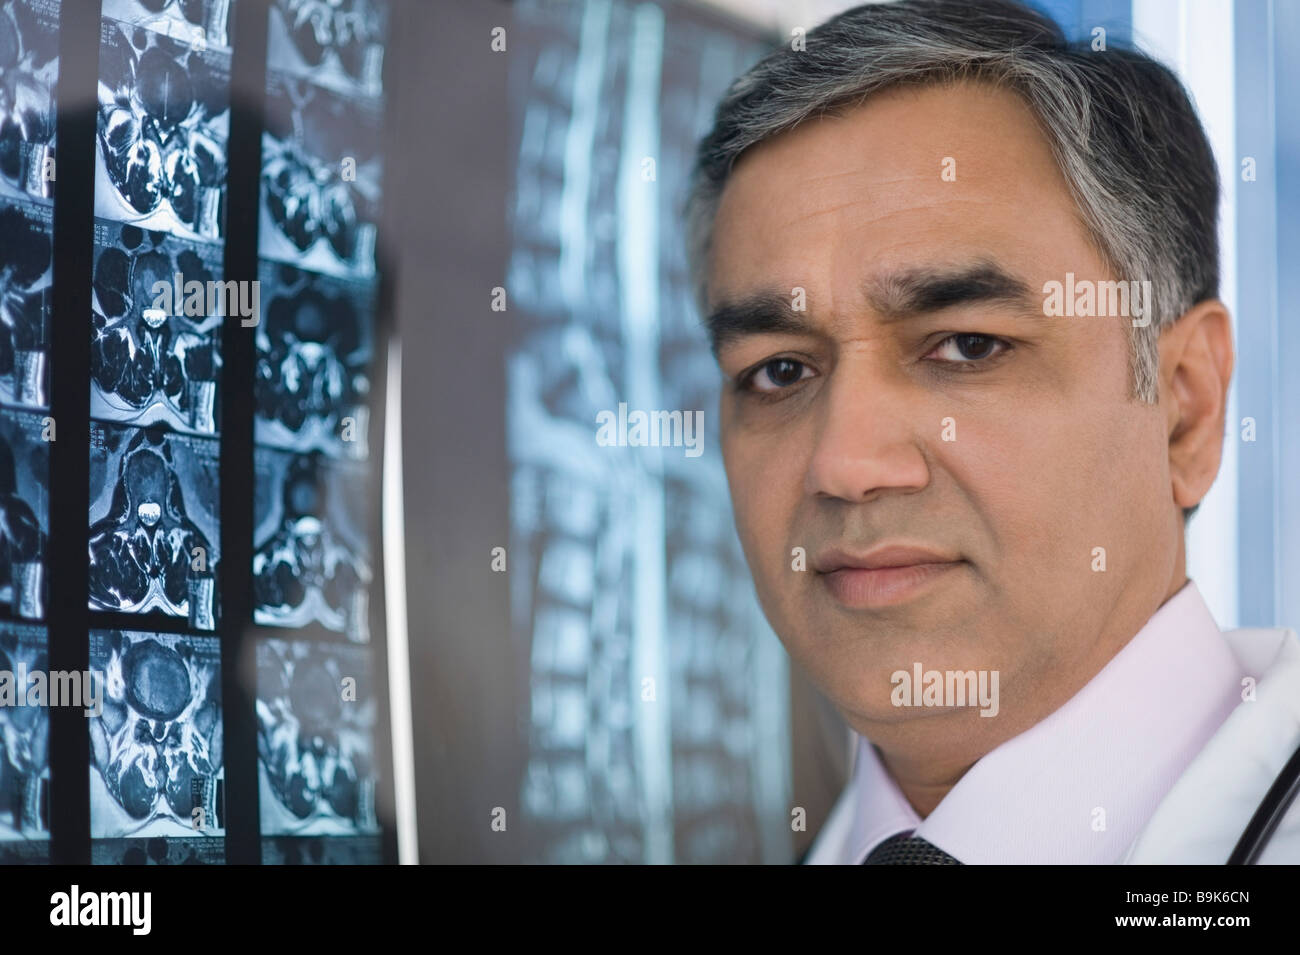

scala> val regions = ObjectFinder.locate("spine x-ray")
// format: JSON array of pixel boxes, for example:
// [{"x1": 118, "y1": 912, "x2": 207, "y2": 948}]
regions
[
  {"x1": 0, "y1": 408, "x2": 46, "y2": 621},
  {"x1": 256, "y1": 636, "x2": 379, "y2": 864},
  {"x1": 259, "y1": 69, "x2": 380, "y2": 280},
  {"x1": 86, "y1": 2, "x2": 235, "y2": 636},
  {"x1": 89, "y1": 628, "x2": 224, "y2": 865},
  {"x1": 506, "y1": 0, "x2": 791, "y2": 863},
  {"x1": 254, "y1": 259, "x2": 371, "y2": 459},
  {"x1": 0, "y1": 0, "x2": 57, "y2": 413},
  {"x1": 0, "y1": 197, "x2": 52, "y2": 411},
  {"x1": 266, "y1": 0, "x2": 387, "y2": 101},
  {"x1": 252, "y1": 0, "x2": 381, "y2": 659},
  {"x1": 102, "y1": 0, "x2": 233, "y2": 51},
  {"x1": 91, "y1": 218, "x2": 224, "y2": 436},
  {"x1": 0, "y1": 621, "x2": 49, "y2": 863},
  {"x1": 95, "y1": 14, "x2": 232, "y2": 242},
  {"x1": 89, "y1": 422, "x2": 220, "y2": 630},
  {"x1": 0, "y1": 0, "x2": 395, "y2": 865},
  {"x1": 0, "y1": 0, "x2": 60, "y2": 207},
  {"x1": 252, "y1": 446, "x2": 369, "y2": 642}
]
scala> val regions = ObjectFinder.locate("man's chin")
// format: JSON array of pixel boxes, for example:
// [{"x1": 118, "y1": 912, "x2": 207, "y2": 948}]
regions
[
  {"x1": 784, "y1": 632, "x2": 1007, "y2": 717},
  {"x1": 778, "y1": 586, "x2": 982, "y2": 653},
  {"x1": 820, "y1": 678, "x2": 1009, "y2": 737}
]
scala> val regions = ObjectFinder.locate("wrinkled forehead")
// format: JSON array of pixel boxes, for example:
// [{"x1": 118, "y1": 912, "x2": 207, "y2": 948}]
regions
[{"x1": 705, "y1": 81, "x2": 1088, "y2": 313}]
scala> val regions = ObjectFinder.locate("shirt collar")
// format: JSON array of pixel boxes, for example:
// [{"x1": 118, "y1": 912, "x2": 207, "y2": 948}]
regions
[{"x1": 841, "y1": 581, "x2": 1243, "y2": 864}]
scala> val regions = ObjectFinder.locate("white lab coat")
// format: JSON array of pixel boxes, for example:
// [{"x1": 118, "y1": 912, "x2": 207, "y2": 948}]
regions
[
  {"x1": 1123, "y1": 625, "x2": 1300, "y2": 863},
  {"x1": 807, "y1": 625, "x2": 1300, "y2": 864}
]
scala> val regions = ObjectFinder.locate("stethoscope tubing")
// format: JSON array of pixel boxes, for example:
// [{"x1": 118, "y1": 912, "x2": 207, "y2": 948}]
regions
[{"x1": 1228, "y1": 739, "x2": 1300, "y2": 864}]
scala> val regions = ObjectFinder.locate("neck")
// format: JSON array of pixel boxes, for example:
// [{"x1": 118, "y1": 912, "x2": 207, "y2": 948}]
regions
[
  {"x1": 867, "y1": 570, "x2": 1192, "y2": 819},
  {"x1": 876, "y1": 745, "x2": 973, "y2": 818}
]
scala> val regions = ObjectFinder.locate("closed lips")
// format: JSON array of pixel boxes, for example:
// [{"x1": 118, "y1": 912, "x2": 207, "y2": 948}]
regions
[{"x1": 813, "y1": 545, "x2": 961, "y2": 573}]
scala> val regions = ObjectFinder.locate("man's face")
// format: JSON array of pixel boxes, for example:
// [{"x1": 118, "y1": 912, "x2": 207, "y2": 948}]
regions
[{"x1": 707, "y1": 82, "x2": 1183, "y2": 738}]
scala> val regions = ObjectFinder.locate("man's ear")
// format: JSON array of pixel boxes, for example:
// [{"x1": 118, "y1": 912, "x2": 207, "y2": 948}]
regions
[{"x1": 1157, "y1": 300, "x2": 1234, "y2": 511}]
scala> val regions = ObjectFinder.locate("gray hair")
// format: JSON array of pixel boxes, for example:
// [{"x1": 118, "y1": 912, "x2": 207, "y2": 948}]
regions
[{"x1": 685, "y1": 0, "x2": 1220, "y2": 403}]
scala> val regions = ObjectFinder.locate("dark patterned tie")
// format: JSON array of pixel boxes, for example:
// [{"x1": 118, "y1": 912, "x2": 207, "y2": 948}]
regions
[{"x1": 862, "y1": 833, "x2": 962, "y2": 865}]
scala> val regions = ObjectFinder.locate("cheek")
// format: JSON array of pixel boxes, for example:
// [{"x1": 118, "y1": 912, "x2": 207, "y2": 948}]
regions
[
  {"x1": 721, "y1": 421, "x2": 804, "y2": 588},
  {"x1": 938, "y1": 395, "x2": 1167, "y2": 579},
  {"x1": 721, "y1": 432, "x2": 772, "y2": 561},
  {"x1": 1069, "y1": 408, "x2": 1172, "y2": 554}
]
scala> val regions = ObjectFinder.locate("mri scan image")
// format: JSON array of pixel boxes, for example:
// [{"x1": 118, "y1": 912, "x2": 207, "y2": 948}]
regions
[
  {"x1": 0, "y1": 409, "x2": 45, "y2": 621},
  {"x1": 95, "y1": 16, "x2": 232, "y2": 242},
  {"x1": 102, "y1": 0, "x2": 234, "y2": 52},
  {"x1": 0, "y1": 197, "x2": 51, "y2": 411},
  {"x1": 88, "y1": 422, "x2": 219, "y2": 630},
  {"x1": 0, "y1": 622, "x2": 49, "y2": 864},
  {"x1": 92, "y1": 833, "x2": 226, "y2": 864},
  {"x1": 89, "y1": 629, "x2": 224, "y2": 863},
  {"x1": 267, "y1": 0, "x2": 386, "y2": 100},
  {"x1": 254, "y1": 260, "x2": 371, "y2": 459},
  {"x1": 0, "y1": 0, "x2": 59, "y2": 206},
  {"x1": 260, "y1": 70, "x2": 380, "y2": 279},
  {"x1": 256, "y1": 637, "x2": 379, "y2": 862},
  {"x1": 91, "y1": 219, "x2": 223, "y2": 436},
  {"x1": 261, "y1": 832, "x2": 379, "y2": 864},
  {"x1": 252, "y1": 447, "x2": 369, "y2": 642}
]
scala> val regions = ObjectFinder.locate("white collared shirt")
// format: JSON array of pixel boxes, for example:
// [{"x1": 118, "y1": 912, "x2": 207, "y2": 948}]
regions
[{"x1": 807, "y1": 581, "x2": 1246, "y2": 864}]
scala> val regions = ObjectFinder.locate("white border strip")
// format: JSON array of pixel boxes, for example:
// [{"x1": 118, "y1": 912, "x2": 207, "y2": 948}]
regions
[
  {"x1": 383, "y1": 334, "x2": 419, "y2": 863},
  {"x1": 1132, "y1": 0, "x2": 1239, "y2": 628}
]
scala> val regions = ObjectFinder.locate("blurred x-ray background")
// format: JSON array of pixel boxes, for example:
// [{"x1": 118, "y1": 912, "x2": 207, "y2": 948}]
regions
[{"x1": 392, "y1": 0, "x2": 1300, "y2": 863}]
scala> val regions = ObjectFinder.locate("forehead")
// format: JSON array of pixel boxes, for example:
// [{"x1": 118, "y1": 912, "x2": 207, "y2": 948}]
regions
[{"x1": 707, "y1": 81, "x2": 1092, "y2": 311}]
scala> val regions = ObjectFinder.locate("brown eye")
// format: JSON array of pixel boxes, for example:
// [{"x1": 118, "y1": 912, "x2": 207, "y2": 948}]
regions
[
  {"x1": 957, "y1": 334, "x2": 996, "y2": 359},
  {"x1": 748, "y1": 357, "x2": 812, "y2": 393},
  {"x1": 927, "y1": 333, "x2": 1009, "y2": 364},
  {"x1": 767, "y1": 358, "x2": 804, "y2": 385}
]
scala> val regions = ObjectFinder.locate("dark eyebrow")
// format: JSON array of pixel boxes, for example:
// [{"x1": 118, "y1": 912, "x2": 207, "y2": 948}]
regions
[
  {"x1": 703, "y1": 291, "x2": 811, "y2": 358},
  {"x1": 703, "y1": 262, "x2": 1040, "y2": 357},
  {"x1": 864, "y1": 262, "x2": 1039, "y2": 322}
]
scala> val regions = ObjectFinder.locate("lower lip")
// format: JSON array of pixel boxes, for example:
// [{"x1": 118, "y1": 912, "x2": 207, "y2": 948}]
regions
[{"x1": 820, "y1": 562, "x2": 962, "y2": 608}]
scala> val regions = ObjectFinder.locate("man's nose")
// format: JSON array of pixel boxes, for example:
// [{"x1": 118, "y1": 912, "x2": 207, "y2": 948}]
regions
[{"x1": 804, "y1": 359, "x2": 930, "y2": 502}]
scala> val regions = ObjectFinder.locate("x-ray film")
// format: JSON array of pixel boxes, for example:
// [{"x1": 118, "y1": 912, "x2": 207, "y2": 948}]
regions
[
  {"x1": 102, "y1": 0, "x2": 234, "y2": 52},
  {"x1": 91, "y1": 219, "x2": 224, "y2": 436},
  {"x1": 504, "y1": 0, "x2": 792, "y2": 863},
  {"x1": 89, "y1": 629, "x2": 224, "y2": 863},
  {"x1": 89, "y1": 422, "x2": 220, "y2": 629},
  {"x1": 0, "y1": 0, "x2": 60, "y2": 206},
  {"x1": 95, "y1": 16, "x2": 232, "y2": 242},
  {"x1": 256, "y1": 637, "x2": 378, "y2": 858},
  {"x1": 0, "y1": 197, "x2": 52, "y2": 411},
  {"x1": 92, "y1": 833, "x2": 226, "y2": 864},
  {"x1": 267, "y1": 0, "x2": 387, "y2": 100},
  {"x1": 0, "y1": 621, "x2": 49, "y2": 863},
  {"x1": 261, "y1": 832, "x2": 380, "y2": 864},
  {"x1": 252, "y1": 447, "x2": 369, "y2": 641},
  {"x1": 254, "y1": 259, "x2": 372, "y2": 459},
  {"x1": 0, "y1": 408, "x2": 47, "y2": 621},
  {"x1": 260, "y1": 70, "x2": 380, "y2": 279}
]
